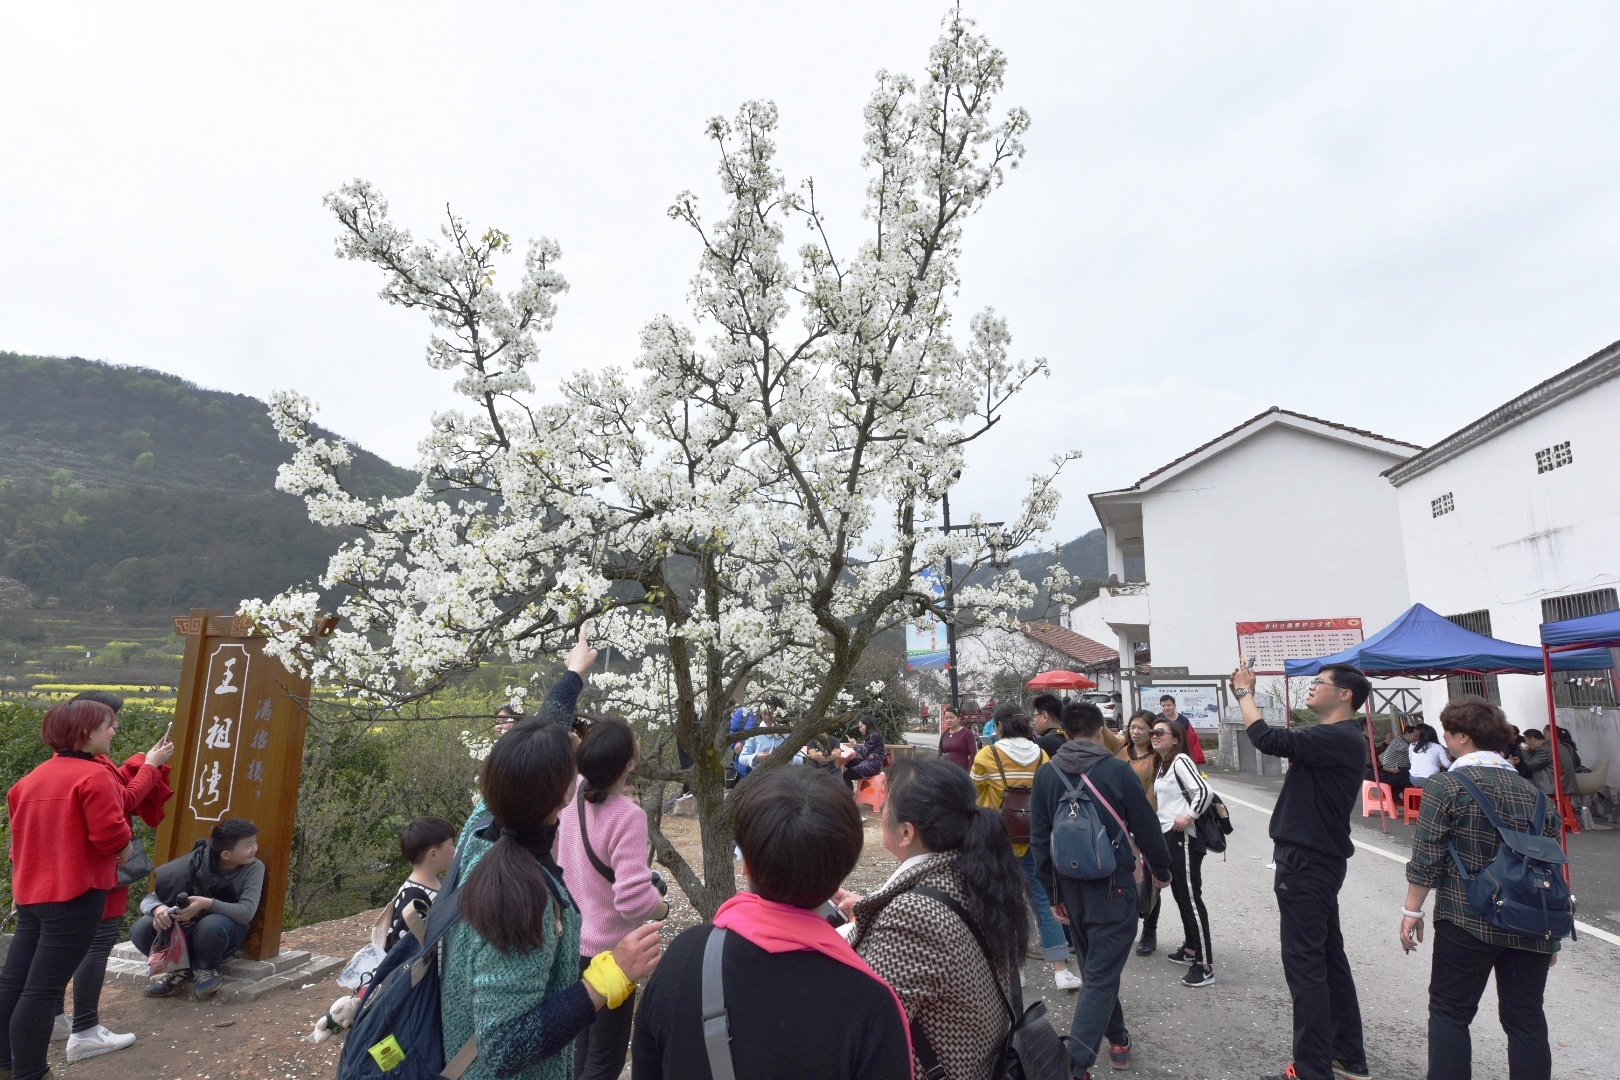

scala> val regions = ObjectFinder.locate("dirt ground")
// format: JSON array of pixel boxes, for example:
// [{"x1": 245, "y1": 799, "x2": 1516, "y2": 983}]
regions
[{"x1": 51, "y1": 806, "x2": 901, "y2": 1079}]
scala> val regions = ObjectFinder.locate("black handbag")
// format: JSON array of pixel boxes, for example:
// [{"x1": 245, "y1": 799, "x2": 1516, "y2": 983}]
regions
[
  {"x1": 117, "y1": 825, "x2": 156, "y2": 887},
  {"x1": 1172, "y1": 768, "x2": 1232, "y2": 855},
  {"x1": 908, "y1": 886, "x2": 1072, "y2": 1080}
]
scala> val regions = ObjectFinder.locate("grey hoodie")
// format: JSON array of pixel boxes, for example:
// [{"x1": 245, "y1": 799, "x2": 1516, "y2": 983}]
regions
[{"x1": 1031, "y1": 736, "x2": 1172, "y2": 890}]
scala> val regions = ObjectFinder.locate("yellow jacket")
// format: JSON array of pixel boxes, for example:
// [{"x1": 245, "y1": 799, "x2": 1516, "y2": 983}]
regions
[{"x1": 971, "y1": 738, "x2": 1049, "y2": 856}]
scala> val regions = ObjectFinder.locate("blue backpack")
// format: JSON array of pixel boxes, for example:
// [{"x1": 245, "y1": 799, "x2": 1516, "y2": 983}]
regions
[
  {"x1": 337, "y1": 817, "x2": 488, "y2": 1080},
  {"x1": 1050, "y1": 769, "x2": 1120, "y2": 881},
  {"x1": 1447, "y1": 772, "x2": 1574, "y2": 942}
]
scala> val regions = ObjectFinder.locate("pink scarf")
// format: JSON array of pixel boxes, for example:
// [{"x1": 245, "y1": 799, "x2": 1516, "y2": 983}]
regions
[{"x1": 712, "y1": 891, "x2": 914, "y2": 1062}]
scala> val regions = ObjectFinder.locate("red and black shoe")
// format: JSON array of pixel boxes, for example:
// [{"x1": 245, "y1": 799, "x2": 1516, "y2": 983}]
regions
[{"x1": 1259, "y1": 1065, "x2": 1299, "y2": 1080}]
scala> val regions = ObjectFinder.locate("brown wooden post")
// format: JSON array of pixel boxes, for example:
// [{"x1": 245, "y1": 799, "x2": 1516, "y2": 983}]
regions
[{"x1": 154, "y1": 611, "x2": 330, "y2": 959}]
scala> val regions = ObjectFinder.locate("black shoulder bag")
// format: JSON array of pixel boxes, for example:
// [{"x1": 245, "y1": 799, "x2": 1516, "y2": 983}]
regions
[{"x1": 907, "y1": 885, "x2": 1072, "y2": 1080}]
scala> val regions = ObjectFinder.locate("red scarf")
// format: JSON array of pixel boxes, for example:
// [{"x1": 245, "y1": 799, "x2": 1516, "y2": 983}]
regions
[{"x1": 712, "y1": 891, "x2": 914, "y2": 1061}]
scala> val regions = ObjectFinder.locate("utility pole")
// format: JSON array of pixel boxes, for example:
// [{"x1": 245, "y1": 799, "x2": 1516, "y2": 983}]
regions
[{"x1": 938, "y1": 487, "x2": 1004, "y2": 712}]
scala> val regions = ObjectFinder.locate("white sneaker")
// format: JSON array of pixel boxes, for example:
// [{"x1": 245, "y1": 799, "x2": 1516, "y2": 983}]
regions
[
  {"x1": 66, "y1": 1024, "x2": 137, "y2": 1062},
  {"x1": 1053, "y1": 967, "x2": 1083, "y2": 991},
  {"x1": 51, "y1": 1013, "x2": 71, "y2": 1041}
]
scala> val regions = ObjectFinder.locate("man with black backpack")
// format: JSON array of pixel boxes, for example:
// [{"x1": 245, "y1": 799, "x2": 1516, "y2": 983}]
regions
[{"x1": 1030, "y1": 701, "x2": 1171, "y2": 1079}]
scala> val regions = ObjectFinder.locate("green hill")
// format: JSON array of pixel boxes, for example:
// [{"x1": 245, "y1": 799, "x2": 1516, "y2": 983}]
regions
[{"x1": 0, "y1": 351, "x2": 415, "y2": 614}]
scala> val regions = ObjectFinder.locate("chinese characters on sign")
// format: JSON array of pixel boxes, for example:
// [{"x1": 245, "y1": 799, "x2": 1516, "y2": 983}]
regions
[
  {"x1": 189, "y1": 644, "x2": 251, "y2": 821},
  {"x1": 1235, "y1": 618, "x2": 1364, "y2": 675}
]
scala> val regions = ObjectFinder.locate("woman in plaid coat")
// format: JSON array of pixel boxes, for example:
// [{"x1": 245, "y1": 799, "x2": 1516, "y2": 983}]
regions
[
  {"x1": 844, "y1": 758, "x2": 1028, "y2": 1080},
  {"x1": 1400, "y1": 697, "x2": 1564, "y2": 1080}
]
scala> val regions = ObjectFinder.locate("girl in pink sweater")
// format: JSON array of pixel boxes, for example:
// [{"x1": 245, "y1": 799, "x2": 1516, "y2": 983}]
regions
[{"x1": 555, "y1": 719, "x2": 669, "y2": 1080}]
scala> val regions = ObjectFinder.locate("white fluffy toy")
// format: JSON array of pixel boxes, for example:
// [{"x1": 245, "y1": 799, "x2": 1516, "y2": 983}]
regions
[{"x1": 306, "y1": 994, "x2": 361, "y2": 1044}]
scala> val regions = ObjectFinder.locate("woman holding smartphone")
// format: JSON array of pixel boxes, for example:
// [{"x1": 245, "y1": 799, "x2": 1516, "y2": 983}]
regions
[{"x1": 1150, "y1": 720, "x2": 1215, "y2": 987}]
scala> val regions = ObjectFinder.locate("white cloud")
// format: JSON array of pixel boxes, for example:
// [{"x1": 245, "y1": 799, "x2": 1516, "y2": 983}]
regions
[{"x1": 4, "y1": 2, "x2": 1620, "y2": 543}]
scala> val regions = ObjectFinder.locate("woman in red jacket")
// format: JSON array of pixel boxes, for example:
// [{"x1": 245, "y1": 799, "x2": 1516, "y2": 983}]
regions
[
  {"x1": 52, "y1": 691, "x2": 174, "y2": 1064},
  {"x1": 0, "y1": 699, "x2": 133, "y2": 1080}
]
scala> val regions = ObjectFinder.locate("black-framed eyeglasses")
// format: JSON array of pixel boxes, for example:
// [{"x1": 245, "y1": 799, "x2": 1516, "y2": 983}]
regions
[{"x1": 1309, "y1": 679, "x2": 1337, "y2": 689}]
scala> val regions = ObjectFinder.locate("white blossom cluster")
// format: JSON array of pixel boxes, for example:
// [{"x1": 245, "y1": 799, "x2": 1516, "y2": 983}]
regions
[{"x1": 246, "y1": 13, "x2": 1075, "y2": 865}]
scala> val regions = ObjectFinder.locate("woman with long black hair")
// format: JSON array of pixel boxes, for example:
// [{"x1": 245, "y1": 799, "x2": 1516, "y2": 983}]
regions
[
  {"x1": 1149, "y1": 720, "x2": 1215, "y2": 987},
  {"x1": 846, "y1": 757, "x2": 1028, "y2": 1080},
  {"x1": 1407, "y1": 723, "x2": 1451, "y2": 788},
  {"x1": 841, "y1": 715, "x2": 888, "y2": 789},
  {"x1": 440, "y1": 630, "x2": 664, "y2": 1080},
  {"x1": 555, "y1": 718, "x2": 669, "y2": 1080}
]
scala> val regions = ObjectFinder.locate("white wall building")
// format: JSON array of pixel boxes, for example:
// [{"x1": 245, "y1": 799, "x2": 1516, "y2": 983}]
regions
[
  {"x1": 1081, "y1": 408, "x2": 1421, "y2": 708},
  {"x1": 1386, "y1": 340, "x2": 1620, "y2": 765}
]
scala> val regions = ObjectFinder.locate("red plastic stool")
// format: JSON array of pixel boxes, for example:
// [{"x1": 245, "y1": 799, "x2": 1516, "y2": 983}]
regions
[{"x1": 855, "y1": 773, "x2": 888, "y2": 813}]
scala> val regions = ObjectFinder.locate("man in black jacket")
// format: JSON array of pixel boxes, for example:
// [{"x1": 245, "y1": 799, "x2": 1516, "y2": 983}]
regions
[
  {"x1": 1031, "y1": 702, "x2": 1171, "y2": 1078},
  {"x1": 1232, "y1": 661, "x2": 1370, "y2": 1080}
]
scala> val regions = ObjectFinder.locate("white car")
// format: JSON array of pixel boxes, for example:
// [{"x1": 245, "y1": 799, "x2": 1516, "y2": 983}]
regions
[{"x1": 1079, "y1": 691, "x2": 1119, "y2": 727}]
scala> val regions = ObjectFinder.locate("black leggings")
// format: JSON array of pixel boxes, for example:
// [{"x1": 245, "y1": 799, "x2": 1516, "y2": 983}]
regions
[
  {"x1": 572, "y1": 956, "x2": 635, "y2": 1080},
  {"x1": 0, "y1": 888, "x2": 107, "y2": 1080},
  {"x1": 1167, "y1": 831, "x2": 1213, "y2": 965},
  {"x1": 70, "y1": 916, "x2": 123, "y2": 1033}
]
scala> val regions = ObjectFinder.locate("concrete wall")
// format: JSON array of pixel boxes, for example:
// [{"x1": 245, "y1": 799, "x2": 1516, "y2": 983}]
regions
[
  {"x1": 1137, "y1": 424, "x2": 1414, "y2": 677},
  {"x1": 1393, "y1": 374, "x2": 1620, "y2": 734}
]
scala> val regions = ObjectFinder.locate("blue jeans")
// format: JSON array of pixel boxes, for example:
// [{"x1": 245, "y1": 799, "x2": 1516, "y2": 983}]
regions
[
  {"x1": 1018, "y1": 850, "x2": 1071, "y2": 963},
  {"x1": 131, "y1": 913, "x2": 248, "y2": 971},
  {"x1": 1054, "y1": 874, "x2": 1139, "y2": 1076}
]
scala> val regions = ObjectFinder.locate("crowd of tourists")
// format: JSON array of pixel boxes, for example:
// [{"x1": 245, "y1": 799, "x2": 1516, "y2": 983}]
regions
[{"x1": 0, "y1": 630, "x2": 1579, "y2": 1080}]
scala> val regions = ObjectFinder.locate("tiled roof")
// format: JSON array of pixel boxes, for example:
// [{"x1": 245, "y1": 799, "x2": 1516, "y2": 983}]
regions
[
  {"x1": 1020, "y1": 621, "x2": 1119, "y2": 668},
  {"x1": 1126, "y1": 407, "x2": 1423, "y2": 491}
]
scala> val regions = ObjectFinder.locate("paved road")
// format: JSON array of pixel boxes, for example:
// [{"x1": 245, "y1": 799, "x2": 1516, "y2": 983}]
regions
[{"x1": 1011, "y1": 769, "x2": 1618, "y2": 1079}]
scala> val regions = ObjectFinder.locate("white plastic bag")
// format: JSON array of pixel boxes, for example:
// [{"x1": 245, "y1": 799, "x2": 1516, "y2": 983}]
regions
[{"x1": 337, "y1": 943, "x2": 386, "y2": 990}]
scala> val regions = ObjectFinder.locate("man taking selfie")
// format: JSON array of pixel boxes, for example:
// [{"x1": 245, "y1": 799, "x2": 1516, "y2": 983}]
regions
[{"x1": 1231, "y1": 660, "x2": 1370, "y2": 1080}]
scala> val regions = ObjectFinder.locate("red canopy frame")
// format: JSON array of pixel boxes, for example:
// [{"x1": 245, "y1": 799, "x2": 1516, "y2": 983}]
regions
[{"x1": 1540, "y1": 639, "x2": 1620, "y2": 856}]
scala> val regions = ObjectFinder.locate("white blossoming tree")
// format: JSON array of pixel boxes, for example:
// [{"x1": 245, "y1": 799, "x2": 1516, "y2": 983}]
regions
[{"x1": 249, "y1": 10, "x2": 1075, "y2": 917}]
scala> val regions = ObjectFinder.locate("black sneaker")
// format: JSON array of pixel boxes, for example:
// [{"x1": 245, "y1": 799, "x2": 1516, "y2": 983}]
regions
[
  {"x1": 143, "y1": 970, "x2": 189, "y2": 998},
  {"x1": 1135, "y1": 936, "x2": 1156, "y2": 956},
  {"x1": 1332, "y1": 1061, "x2": 1371, "y2": 1080},
  {"x1": 1182, "y1": 963, "x2": 1215, "y2": 987},
  {"x1": 1166, "y1": 946, "x2": 1199, "y2": 965}
]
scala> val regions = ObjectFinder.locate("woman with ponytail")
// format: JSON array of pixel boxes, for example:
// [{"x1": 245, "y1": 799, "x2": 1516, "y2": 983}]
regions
[
  {"x1": 847, "y1": 757, "x2": 1027, "y2": 1080},
  {"x1": 441, "y1": 630, "x2": 663, "y2": 1080},
  {"x1": 555, "y1": 718, "x2": 669, "y2": 1080}
]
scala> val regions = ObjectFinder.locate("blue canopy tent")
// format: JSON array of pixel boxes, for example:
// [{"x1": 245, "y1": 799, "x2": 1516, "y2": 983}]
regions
[
  {"x1": 1282, "y1": 604, "x2": 1613, "y2": 832},
  {"x1": 1286, "y1": 603, "x2": 1613, "y2": 677},
  {"x1": 1538, "y1": 611, "x2": 1620, "y2": 847}
]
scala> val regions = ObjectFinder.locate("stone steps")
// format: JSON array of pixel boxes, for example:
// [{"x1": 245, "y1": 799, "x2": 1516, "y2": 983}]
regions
[{"x1": 108, "y1": 941, "x2": 344, "y2": 1003}]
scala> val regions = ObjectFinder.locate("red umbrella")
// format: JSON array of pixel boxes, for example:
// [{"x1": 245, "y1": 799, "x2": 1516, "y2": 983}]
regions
[{"x1": 1025, "y1": 670, "x2": 1097, "y2": 691}]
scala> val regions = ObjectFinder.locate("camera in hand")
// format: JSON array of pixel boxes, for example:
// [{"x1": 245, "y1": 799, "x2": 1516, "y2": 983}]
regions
[{"x1": 650, "y1": 871, "x2": 668, "y2": 897}]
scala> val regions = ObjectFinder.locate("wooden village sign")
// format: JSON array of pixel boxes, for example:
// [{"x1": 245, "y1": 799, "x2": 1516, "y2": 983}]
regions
[{"x1": 152, "y1": 608, "x2": 335, "y2": 959}]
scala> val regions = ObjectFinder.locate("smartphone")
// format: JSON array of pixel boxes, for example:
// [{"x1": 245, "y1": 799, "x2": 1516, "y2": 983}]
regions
[
  {"x1": 819, "y1": 900, "x2": 848, "y2": 928},
  {"x1": 163, "y1": 721, "x2": 174, "y2": 740}
]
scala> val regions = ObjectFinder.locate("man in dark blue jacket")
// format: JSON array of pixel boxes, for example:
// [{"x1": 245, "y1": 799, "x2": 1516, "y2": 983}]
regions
[{"x1": 1031, "y1": 702, "x2": 1172, "y2": 1078}]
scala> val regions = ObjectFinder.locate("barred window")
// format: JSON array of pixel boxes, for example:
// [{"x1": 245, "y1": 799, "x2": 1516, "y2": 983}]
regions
[
  {"x1": 1444, "y1": 609, "x2": 1499, "y2": 704},
  {"x1": 1536, "y1": 441, "x2": 1573, "y2": 474},
  {"x1": 1430, "y1": 492, "x2": 1454, "y2": 518}
]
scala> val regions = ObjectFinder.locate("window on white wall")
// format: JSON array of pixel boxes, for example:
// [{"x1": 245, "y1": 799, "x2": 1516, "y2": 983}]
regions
[
  {"x1": 1430, "y1": 492, "x2": 1454, "y2": 518},
  {"x1": 1541, "y1": 588, "x2": 1617, "y2": 707},
  {"x1": 1535, "y1": 441, "x2": 1573, "y2": 474},
  {"x1": 1444, "y1": 609, "x2": 1500, "y2": 704}
]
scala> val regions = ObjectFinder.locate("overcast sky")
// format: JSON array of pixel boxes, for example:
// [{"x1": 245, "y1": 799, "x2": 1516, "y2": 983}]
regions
[{"x1": 5, "y1": 2, "x2": 1620, "y2": 542}]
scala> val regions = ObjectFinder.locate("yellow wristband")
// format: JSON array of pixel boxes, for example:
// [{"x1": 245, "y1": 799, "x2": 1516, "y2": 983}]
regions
[{"x1": 582, "y1": 951, "x2": 634, "y2": 1009}]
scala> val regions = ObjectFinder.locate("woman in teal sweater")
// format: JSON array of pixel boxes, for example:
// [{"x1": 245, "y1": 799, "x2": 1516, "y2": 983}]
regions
[{"x1": 440, "y1": 636, "x2": 663, "y2": 1080}]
